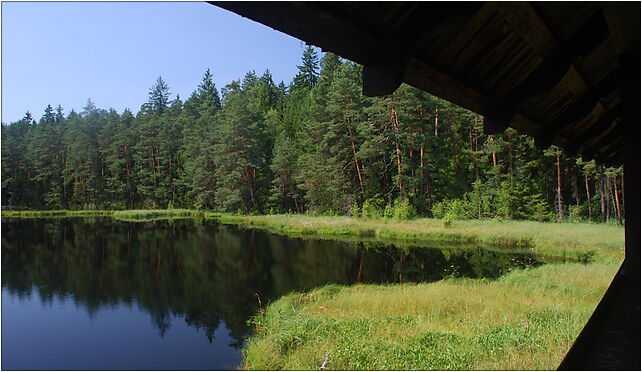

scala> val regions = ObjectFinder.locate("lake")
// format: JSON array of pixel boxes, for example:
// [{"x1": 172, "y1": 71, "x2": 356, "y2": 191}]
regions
[{"x1": 2, "y1": 218, "x2": 556, "y2": 370}]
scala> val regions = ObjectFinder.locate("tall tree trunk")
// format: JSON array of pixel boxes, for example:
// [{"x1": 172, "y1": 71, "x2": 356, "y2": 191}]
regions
[
  {"x1": 420, "y1": 143, "x2": 425, "y2": 184},
  {"x1": 507, "y1": 130, "x2": 514, "y2": 184},
  {"x1": 620, "y1": 170, "x2": 625, "y2": 219},
  {"x1": 490, "y1": 135, "x2": 497, "y2": 167},
  {"x1": 347, "y1": 127, "x2": 364, "y2": 194},
  {"x1": 572, "y1": 175, "x2": 580, "y2": 206},
  {"x1": 472, "y1": 118, "x2": 479, "y2": 179},
  {"x1": 434, "y1": 106, "x2": 439, "y2": 137},
  {"x1": 604, "y1": 173, "x2": 611, "y2": 222},
  {"x1": 613, "y1": 174, "x2": 622, "y2": 223},
  {"x1": 391, "y1": 105, "x2": 405, "y2": 199},
  {"x1": 469, "y1": 121, "x2": 475, "y2": 165},
  {"x1": 556, "y1": 149, "x2": 564, "y2": 220},
  {"x1": 598, "y1": 175, "x2": 606, "y2": 222},
  {"x1": 585, "y1": 173, "x2": 592, "y2": 220},
  {"x1": 606, "y1": 175, "x2": 616, "y2": 223}
]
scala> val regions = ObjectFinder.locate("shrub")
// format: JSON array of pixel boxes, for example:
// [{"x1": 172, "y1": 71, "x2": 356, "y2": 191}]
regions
[
  {"x1": 361, "y1": 196, "x2": 385, "y2": 219},
  {"x1": 447, "y1": 199, "x2": 467, "y2": 219},
  {"x1": 567, "y1": 205, "x2": 586, "y2": 222},
  {"x1": 383, "y1": 204, "x2": 394, "y2": 219},
  {"x1": 350, "y1": 203, "x2": 361, "y2": 218},
  {"x1": 442, "y1": 214, "x2": 453, "y2": 228},
  {"x1": 431, "y1": 201, "x2": 448, "y2": 219},
  {"x1": 391, "y1": 198, "x2": 416, "y2": 220}
]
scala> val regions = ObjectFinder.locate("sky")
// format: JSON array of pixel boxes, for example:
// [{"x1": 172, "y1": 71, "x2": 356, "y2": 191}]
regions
[{"x1": 1, "y1": 2, "x2": 317, "y2": 123}]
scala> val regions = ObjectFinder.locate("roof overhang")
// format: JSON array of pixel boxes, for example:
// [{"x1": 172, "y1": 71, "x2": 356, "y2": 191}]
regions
[{"x1": 212, "y1": 1, "x2": 640, "y2": 167}]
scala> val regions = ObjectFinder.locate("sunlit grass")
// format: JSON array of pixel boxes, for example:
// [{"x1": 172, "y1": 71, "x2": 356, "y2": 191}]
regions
[
  {"x1": 112, "y1": 209, "x2": 204, "y2": 221},
  {"x1": 2, "y1": 210, "x2": 624, "y2": 369},
  {"x1": 243, "y1": 262, "x2": 619, "y2": 370},
  {"x1": 232, "y1": 215, "x2": 625, "y2": 263},
  {"x1": 0, "y1": 210, "x2": 114, "y2": 218},
  {"x1": 2, "y1": 211, "x2": 624, "y2": 262}
]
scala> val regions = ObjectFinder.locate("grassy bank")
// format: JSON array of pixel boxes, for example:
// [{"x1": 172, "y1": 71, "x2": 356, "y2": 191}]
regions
[
  {"x1": 2, "y1": 211, "x2": 624, "y2": 262},
  {"x1": 0, "y1": 210, "x2": 115, "y2": 218},
  {"x1": 2, "y1": 210, "x2": 624, "y2": 369},
  {"x1": 1, "y1": 209, "x2": 208, "y2": 221},
  {"x1": 231, "y1": 215, "x2": 624, "y2": 263},
  {"x1": 243, "y1": 262, "x2": 619, "y2": 370}
]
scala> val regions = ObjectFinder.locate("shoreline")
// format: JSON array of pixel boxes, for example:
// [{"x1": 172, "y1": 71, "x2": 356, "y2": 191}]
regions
[
  {"x1": 1, "y1": 210, "x2": 624, "y2": 263},
  {"x1": 2, "y1": 209, "x2": 624, "y2": 370}
]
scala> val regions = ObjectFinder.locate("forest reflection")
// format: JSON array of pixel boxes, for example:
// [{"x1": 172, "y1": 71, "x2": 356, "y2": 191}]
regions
[{"x1": 1, "y1": 218, "x2": 552, "y2": 347}]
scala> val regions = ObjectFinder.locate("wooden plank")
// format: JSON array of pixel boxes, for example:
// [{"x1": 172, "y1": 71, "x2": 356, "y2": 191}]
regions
[{"x1": 493, "y1": 2, "x2": 558, "y2": 56}]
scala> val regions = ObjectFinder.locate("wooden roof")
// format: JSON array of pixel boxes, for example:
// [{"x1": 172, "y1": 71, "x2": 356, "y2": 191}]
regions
[{"x1": 212, "y1": 1, "x2": 640, "y2": 167}]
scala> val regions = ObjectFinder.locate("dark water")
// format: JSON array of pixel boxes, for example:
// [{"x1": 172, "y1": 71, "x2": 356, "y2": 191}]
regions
[{"x1": 2, "y1": 218, "x2": 556, "y2": 370}]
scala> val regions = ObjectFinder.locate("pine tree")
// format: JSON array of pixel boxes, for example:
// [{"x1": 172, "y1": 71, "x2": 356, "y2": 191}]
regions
[
  {"x1": 148, "y1": 76, "x2": 171, "y2": 113},
  {"x1": 291, "y1": 46, "x2": 320, "y2": 91}
]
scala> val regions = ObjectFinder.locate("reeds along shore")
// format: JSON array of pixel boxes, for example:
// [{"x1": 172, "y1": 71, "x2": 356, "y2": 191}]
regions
[
  {"x1": 2, "y1": 211, "x2": 624, "y2": 263},
  {"x1": 2, "y1": 210, "x2": 624, "y2": 370}
]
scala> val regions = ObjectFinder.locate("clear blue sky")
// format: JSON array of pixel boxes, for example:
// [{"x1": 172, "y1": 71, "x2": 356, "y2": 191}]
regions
[{"x1": 2, "y1": 2, "x2": 316, "y2": 123}]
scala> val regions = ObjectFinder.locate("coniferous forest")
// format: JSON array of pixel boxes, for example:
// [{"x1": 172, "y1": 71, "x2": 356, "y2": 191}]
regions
[{"x1": 1, "y1": 47, "x2": 625, "y2": 223}]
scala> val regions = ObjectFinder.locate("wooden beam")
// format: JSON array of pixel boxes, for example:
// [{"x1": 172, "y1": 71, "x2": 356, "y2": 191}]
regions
[
  {"x1": 534, "y1": 69, "x2": 619, "y2": 149},
  {"x1": 574, "y1": 105, "x2": 620, "y2": 143},
  {"x1": 486, "y1": 2, "x2": 605, "y2": 140},
  {"x1": 362, "y1": 62, "x2": 406, "y2": 97}
]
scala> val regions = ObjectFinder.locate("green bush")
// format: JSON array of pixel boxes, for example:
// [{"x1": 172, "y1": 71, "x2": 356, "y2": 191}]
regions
[
  {"x1": 431, "y1": 201, "x2": 448, "y2": 219},
  {"x1": 361, "y1": 196, "x2": 385, "y2": 219},
  {"x1": 448, "y1": 199, "x2": 467, "y2": 219},
  {"x1": 383, "y1": 204, "x2": 394, "y2": 219},
  {"x1": 442, "y1": 214, "x2": 453, "y2": 228},
  {"x1": 567, "y1": 205, "x2": 586, "y2": 222},
  {"x1": 391, "y1": 198, "x2": 416, "y2": 220},
  {"x1": 350, "y1": 203, "x2": 361, "y2": 218}
]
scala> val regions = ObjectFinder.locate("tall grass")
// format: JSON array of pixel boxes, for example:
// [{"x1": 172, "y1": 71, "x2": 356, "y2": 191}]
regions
[
  {"x1": 0, "y1": 210, "x2": 114, "y2": 218},
  {"x1": 111, "y1": 209, "x2": 204, "y2": 221},
  {"x1": 2, "y1": 211, "x2": 624, "y2": 262},
  {"x1": 243, "y1": 262, "x2": 619, "y2": 370},
  {"x1": 232, "y1": 215, "x2": 625, "y2": 263}
]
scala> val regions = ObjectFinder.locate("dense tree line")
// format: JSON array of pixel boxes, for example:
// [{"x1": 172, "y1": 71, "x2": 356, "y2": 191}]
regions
[{"x1": 1, "y1": 47, "x2": 624, "y2": 223}]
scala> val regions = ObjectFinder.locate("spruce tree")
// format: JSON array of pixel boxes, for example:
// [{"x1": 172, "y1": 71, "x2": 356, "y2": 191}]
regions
[
  {"x1": 291, "y1": 46, "x2": 320, "y2": 91},
  {"x1": 148, "y1": 76, "x2": 171, "y2": 113}
]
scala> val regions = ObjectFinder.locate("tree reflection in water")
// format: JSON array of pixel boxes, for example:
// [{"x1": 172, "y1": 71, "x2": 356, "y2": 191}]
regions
[{"x1": 1, "y1": 218, "x2": 552, "y2": 347}]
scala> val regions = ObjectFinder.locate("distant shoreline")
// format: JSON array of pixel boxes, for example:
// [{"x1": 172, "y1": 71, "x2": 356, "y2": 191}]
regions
[{"x1": 2, "y1": 209, "x2": 624, "y2": 263}]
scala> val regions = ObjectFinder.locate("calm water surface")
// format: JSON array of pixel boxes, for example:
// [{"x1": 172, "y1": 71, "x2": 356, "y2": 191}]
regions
[{"x1": 2, "y1": 218, "x2": 556, "y2": 370}]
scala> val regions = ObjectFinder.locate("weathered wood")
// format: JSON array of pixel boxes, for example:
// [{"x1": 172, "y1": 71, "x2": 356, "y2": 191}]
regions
[
  {"x1": 363, "y1": 63, "x2": 406, "y2": 97},
  {"x1": 213, "y1": 0, "x2": 633, "y2": 172}
]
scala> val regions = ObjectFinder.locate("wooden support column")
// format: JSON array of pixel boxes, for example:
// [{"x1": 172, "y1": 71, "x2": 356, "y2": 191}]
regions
[
  {"x1": 363, "y1": 61, "x2": 407, "y2": 97},
  {"x1": 559, "y1": 5, "x2": 640, "y2": 367}
]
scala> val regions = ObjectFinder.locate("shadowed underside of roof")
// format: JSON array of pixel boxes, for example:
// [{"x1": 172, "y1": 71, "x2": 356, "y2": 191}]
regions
[
  {"x1": 212, "y1": 1, "x2": 640, "y2": 168},
  {"x1": 210, "y1": 2, "x2": 640, "y2": 370}
]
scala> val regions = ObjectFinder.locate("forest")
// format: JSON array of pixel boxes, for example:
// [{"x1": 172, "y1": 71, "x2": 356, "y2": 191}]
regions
[{"x1": 1, "y1": 47, "x2": 624, "y2": 223}]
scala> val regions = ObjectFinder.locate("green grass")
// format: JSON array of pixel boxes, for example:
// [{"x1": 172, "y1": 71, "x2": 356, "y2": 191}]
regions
[
  {"x1": 111, "y1": 209, "x2": 205, "y2": 221},
  {"x1": 1, "y1": 209, "x2": 205, "y2": 221},
  {"x1": 2, "y1": 210, "x2": 624, "y2": 368},
  {"x1": 243, "y1": 262, "x2": 619, "y2": 370},
  {"x1": 0, "y1": 210, "x2": 115, "y2": 218},
  {"x1": 2, "y1": 211, "x2": 624, "y2": 262},
  {"x1": 229, "y1": 215, "x2": 625, "y2": 263}
]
